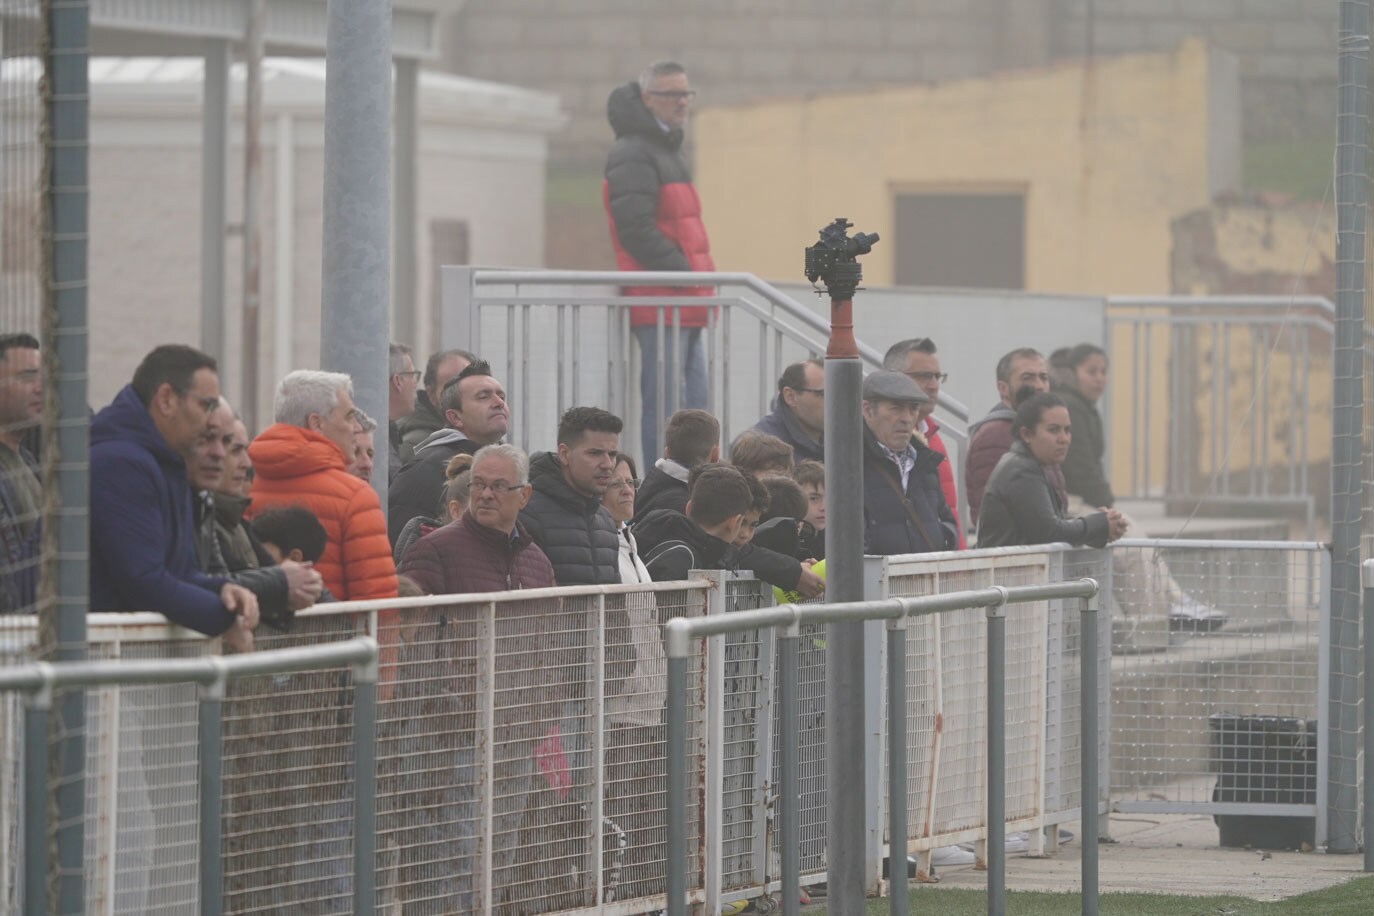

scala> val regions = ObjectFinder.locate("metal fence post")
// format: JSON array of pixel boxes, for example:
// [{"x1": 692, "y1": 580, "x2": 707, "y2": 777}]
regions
[
  {"x1": 664, "y1": 622, "x2": 691, "y2": 916},
  {"x1": 779, "y1": 619, "x2": 801, "y2": 916},
  {"x1": 1080, "y1": 593, "x2": 1100, "y2": 916},
  {"x1": 353, "y1": 653, "x2": 379, "y2": 914},
  {"x1": 23, "y1": 668, "x2": 53, "y2": 916},
  {"x1": 986, "y1": 589, "x2": 1008, "y2": 916},
  {"x1": 887, "y1": 617, "x2": 909, "y2": 916},
  {"x1": 198, "y1": 660, "x2": 227, "y2": 916},
  {"x1": 1364, "y1": 559, "x2": 1374, "y2": 872}
]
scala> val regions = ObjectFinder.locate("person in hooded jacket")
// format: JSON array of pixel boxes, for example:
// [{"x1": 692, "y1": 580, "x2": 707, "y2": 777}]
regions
[
  {"x1": 248, "y1": 369, "x2": 397, "y2": 602},
  {"x1": 632, "y1": 407, "x2": 718, "y2": 526},
  {"x1": 638, "y1": 463, "x2": 752, "y2": 582},
  {"x1": 90, "y1": 344, "x2": 258, "y2": 649},
  {"x1": 393, "y1": 348, "x2": 473, "y2": 469},
  {"x1": 603, "y1": 60, "x2": 713, "y2": 465},
  {"x1": 388, "y1": 359, "x2": 508, "y2": 544}
]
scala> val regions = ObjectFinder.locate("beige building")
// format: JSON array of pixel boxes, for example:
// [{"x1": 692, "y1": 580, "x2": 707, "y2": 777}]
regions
[
  {"x1": 75, "y1": 57, "x2": 563, "y2": 420},
  {"x1": 694, "y1": 38, "x2": 1239, "y2": 297}
]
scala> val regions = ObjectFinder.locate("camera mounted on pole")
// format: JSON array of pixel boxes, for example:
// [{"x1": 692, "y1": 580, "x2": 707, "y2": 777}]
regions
[{"x1": 804, "y1": 217, "x2": 879, "y2": 301}]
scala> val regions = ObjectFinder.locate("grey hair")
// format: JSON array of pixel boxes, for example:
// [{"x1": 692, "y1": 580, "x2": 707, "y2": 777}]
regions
[
  {"x1": 472, "y1": 443, "x2": 530, "y2": 486},
  {"x1": 352, "y1": 408, "x2": 378, "y2": 433},
  {"x1": 388, "y1": 342, "x2": 412, "y2": 375},
  {"x1": 274, "y1": 369, "x2": 352, "y2": 427},
  {"x1": 638, "y1": 60, "x2": 686, "y2": 91},
  {"x1": 882, "y1": 337, "x2": 937, "y2": 370}
]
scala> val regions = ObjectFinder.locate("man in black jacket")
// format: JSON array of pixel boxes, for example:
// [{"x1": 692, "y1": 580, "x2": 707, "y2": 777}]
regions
[
  {"x1": 519, "y1": 407, "x2": 622, "y2": 586},
  {"x1": 861, "y1": 371, "x2": 959, "y2": 556},
  {"x1": 638, "y1": 464, "x2": 751, "y2": 582},
  {"x1": 393, "y1": 347, "x2": 473, "y2": 469},
  {"x1": 388, "y1": 359, "x2": 507, "y2": 543},
  {"x1": 632, "y1": 408, "x2": 718, "y2": 526}
]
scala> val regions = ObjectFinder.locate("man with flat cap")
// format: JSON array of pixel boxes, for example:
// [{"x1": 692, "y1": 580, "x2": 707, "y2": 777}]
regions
[{"x1": 861, "y1": 370, "x2": 959, "y2": 555}]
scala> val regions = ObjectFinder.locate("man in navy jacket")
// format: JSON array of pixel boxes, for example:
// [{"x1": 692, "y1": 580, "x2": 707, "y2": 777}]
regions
[{"x1": 90, "y1": 344, "x2": 258, "y2": 649}]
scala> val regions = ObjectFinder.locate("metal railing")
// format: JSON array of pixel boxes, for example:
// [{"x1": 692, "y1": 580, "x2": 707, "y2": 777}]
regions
[
  {"x1": 1106, "y1": 295, "x2": 1374, "y2": 526},
  {"x1": 439, "y1": 267, "x2": 971, "y2": 468},
  {"x1": 0, "y1": 638, "x2": 379, "y2": 916},
  {"x1": 664, "y1": 578, "x2": 1103, "y2": 916}
]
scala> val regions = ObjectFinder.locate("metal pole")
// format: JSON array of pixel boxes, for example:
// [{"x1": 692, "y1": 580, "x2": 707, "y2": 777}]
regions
[
  {"x1": 1329, "y1": 0, "x2": 1368, "y2": 854},
  {"x1": 986, "y1": 599, "x2": 1006, "y2": 916},
  {"x1": 198, "y1": 670, "x2": 226, "y2": 916},
  {"x1": 779, "y1": 627, "x2": 800, "y2": 916},
  {"x1": 1364, "y1": 559, "x2": 1374, "y2": 872},
  {"x1": 23, "y1": 684, "x2": 51, "y2": 916},
  {"x1": 200, "y1": 38, "x2": 229, "y2": 359},
  {"x1": 392, "y1": 57, "x2": 419, "y2": 349},
  {"x1": 353, "y1": 656, "x2": 378, "y2": 914},
  {"x1": 1080, "y1": 595, "x2": 1100, "y2": 915},
  {"x1": 241, "y1": 0, "x2": 265, "y2": 432},
  {"x1": 665, "y1": 654, "x2": 689, "y2": 916},
  {"x1": 322, "y1": 0, "x2": 392, "y2": 505},
  {"x1": 825, "y1": 329, "x2": 867, "y2": 910},
  {"x1": 44, "y1": 4, "x2": 90, "y2": 910},
  {"x1": 887, "y1": 622, "x2": 909, "y2": 916}
]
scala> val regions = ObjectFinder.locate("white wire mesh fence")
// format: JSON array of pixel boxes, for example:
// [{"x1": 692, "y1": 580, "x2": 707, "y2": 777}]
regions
[{"x1": 0, "y1": 539, "x2": 1346, "y2": 911}]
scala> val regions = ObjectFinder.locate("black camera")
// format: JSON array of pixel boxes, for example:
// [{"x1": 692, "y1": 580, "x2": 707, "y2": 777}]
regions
[{"x1": 804, "y1": 218, "x2": 879, "y2": 299}]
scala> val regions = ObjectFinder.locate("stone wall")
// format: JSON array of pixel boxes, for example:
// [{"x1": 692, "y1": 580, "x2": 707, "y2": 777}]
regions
[{"x1": 441, "y1": 0, "x2": 1337, "y2": 165}]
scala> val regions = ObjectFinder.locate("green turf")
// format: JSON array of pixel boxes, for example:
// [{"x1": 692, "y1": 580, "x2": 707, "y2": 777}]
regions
[{"x1": 816, "y1": 874, "x2": 1374, "y2": 915}]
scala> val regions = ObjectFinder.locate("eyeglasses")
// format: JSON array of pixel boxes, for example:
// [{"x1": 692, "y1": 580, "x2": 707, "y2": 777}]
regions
[
  {"x1": 789, "y1": 387, "x2": 825, "y2": 396},
  {"x1": 392, "y1": 370, "x2": 422, "y2": 382},
  {"x1": 608, "y1": 477, "x2": 640, "y2": 492},
  {"x1": 907, "y1": 372, "x2": 948, "y2": 384},
  {"x1": 646, "y1": 90, "x2": 696, "y2": 100},
  {"x1": 470, "y1": 479, "x2": 527, "y2": 496}
]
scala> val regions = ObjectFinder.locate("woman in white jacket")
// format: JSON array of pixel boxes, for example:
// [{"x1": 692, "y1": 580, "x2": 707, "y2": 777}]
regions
[{"x1": 600, "y1": 454, "x2": 666, "y2": 898}]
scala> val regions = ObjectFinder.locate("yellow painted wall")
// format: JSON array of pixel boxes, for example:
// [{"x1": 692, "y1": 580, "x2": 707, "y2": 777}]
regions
[{"x1": 695, "y1": 38, "x2": 1225, "y2": 296}]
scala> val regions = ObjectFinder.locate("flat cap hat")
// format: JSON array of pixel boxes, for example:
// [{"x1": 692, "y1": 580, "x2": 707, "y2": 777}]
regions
[{"x1": 862, "y1": 370, "x2": 929, "y2": 404}]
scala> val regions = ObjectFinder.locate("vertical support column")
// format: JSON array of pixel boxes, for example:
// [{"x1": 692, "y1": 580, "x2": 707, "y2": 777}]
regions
[
  {"x1": 886, "y1": 617, "x2": 909, "y2": 916},
  {"x1": 778, "y1": 622, "x2": 800, "y2": 916},
  {"x1": 986, "y1": 592, "x2": 1007, "y2": 916},
  {"x1": 241, "y1": 0, "x2": 265, "y2": 432},
  {"x1": 322, "y1": 0, "x2": 392, "y2": 504},
  {"x1": 273, "y1": 113, "x2": 296, "y2": 386},
  {"x1": 353, "y1": 652, "x2": 379, "y2": 915},
  {"x1": 824, "y1": 304, "x2": 867, "y2": 909},
  {"x1": 392, "y1": 58, "x2": 419, "y2": 348},
  {"x1": 200, "y1": 38, "x2": 230, "y2": 359},
  {"x1": 44, "y1": 4, "x2": 89, "y2": 911},
  {"x1": 198, "y1": 667, "x2": 226, "y2": 916},
  {"x1": 23, "y1": 676, "x2": 52, "y2": 916},
  {"x1": 1079, "y1": 593, "x2": 1100, "y2": 916},
  {"x1": 665, "y1": 649, "x2": 689, "y2": 916},
  {"x1": 1329, "y1": 0, "x2": 1368, "y2": 855},
  {"x1": 1364, "y1": 559, "x2": 1374, "y2": 872}
]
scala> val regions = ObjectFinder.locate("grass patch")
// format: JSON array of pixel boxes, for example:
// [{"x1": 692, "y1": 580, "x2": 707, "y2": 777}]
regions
[{"x1": 814, "y1": 874, "x2": 1374, "y2": 915}]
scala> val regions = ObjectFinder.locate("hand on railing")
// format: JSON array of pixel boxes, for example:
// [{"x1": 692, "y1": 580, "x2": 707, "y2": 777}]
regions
[
  {"x1": 1104, "y1": 508, "x2": 1129, "y2": 543},
  {"x1": 281, "y1": 560, "x2": 324, "y2": 610},
  {"x1": 220, "y1": 582, "x2": 260, "y2": 653}
]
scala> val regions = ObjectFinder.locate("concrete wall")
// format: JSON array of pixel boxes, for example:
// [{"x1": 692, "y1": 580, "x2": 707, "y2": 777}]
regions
[{"x1": 440, "y1": 0, "x2": 1335, "y2": 165}]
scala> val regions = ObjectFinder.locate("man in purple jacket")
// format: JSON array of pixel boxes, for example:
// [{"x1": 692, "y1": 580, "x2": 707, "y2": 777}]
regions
[
  {"x1": 963, "y1": 348, "x2": 1052, "y2": 530},
  {"x1": 90, "y1": 344, "x2": 258, "y2": 649}
]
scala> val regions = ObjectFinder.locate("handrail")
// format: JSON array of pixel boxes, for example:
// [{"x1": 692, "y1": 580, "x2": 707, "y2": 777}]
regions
[
  {"x1": 470, "y1": 267, "x2": 973, "y2": 425},
  {"x1": 1108, "y1": 294, "x2": 1374, "y2": 346},
  {"x1": 661, "y1": 578, "x2": 1101, "y2": 916}
]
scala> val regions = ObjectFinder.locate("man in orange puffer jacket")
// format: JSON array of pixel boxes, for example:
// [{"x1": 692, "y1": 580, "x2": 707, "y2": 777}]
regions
[{"x1": 248, "y1": 369, "x2": 398, "y2": 602}]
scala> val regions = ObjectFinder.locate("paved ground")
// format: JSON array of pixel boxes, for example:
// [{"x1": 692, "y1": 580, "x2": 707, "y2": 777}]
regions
[{"x1": 916, "y1": 812, "x2": 1366, "y2": 901}]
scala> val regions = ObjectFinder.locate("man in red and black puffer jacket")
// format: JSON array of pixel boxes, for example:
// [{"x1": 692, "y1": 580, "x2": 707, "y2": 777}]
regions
[{"x1": 603, "y1": 60, "x2": 713, "y2": 466}]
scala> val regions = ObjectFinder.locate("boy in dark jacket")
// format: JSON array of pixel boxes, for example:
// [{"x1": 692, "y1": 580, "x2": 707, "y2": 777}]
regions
[
  {"x1": 632, "y1": 408, "x2": 719, "y2": 526},
  {"x1": 639, "y1": 463, "x2": 752, "y2": 581}
]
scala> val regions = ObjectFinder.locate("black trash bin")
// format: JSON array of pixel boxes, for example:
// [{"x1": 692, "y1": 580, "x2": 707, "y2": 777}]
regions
[{"x1": 1208, "y1": 713, "x2": 1316, "y2": 850}]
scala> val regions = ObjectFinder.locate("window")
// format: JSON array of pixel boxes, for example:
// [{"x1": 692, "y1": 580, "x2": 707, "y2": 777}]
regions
[{"x1": 893, "y1": 191, "x2": 1025, "y2": 289}]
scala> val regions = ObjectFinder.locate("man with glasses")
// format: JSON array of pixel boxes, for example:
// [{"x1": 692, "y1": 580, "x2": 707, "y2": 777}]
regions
[
  {"x1": 964, "y1": 347, "x2": 1053, "y2": 530},
  {"x1": 883, "y1": 338, "x2": 965, "y2": 547},
  {"x1": 386, "y1": 342, "x2": 420, "y2": 483},
  {"x1": 752, "y1": 359, "x2": 826, "y2": 464},
  {"x1": 604, "y1": 60, "x2": 714, "y2": 465},
  {"x1": 90, "y1": 344, "x2": 259, "y2": 647},
  {"x1": 0, "y1": 334, "x2": 42, "y2": 612}
]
